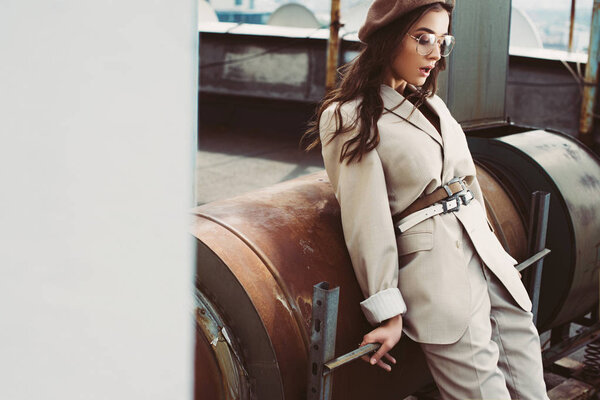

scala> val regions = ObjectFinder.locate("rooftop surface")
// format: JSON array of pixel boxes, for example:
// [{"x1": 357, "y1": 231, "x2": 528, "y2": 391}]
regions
[{"x1": 196, "y1": 123, "x2": 323, "y2": 205}]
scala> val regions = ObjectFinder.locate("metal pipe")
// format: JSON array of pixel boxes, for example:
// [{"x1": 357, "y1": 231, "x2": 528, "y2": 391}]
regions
[
  {"x1": 569, "y1": 0, "x2": 577, "y2": 52},
  {"x1": 325, "y1": 0, "x2": 341, "y2": 91},
  {"x1": 579, "y1": 0, "x2": 600, "y2": 145}
]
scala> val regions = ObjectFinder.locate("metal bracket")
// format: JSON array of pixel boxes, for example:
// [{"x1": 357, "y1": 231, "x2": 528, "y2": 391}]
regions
[
  {"x1": 516, "y1": 191, "x2": 551, "y2": 327},
  {"x1": 306, "y1": 282, "x2": 381, "y2": 400},
  {"x1": 307, "y1": 282, "x2": 340, "y2": 400}
]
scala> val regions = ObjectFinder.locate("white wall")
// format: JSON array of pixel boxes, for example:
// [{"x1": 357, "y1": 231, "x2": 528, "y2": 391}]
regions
[{"x1": 0, "y1": 1, "x2": 196, "y2": 398}]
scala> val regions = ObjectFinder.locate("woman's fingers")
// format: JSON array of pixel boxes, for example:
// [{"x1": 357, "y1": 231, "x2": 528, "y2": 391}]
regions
[
  {"x1": 359, "y1": 344, "x2": 393, "y2": 371},
  {"x1": 370, "y1": 342, "x2": 391, "y2": 365},
  {"x1": 358, "y1": 318, "x2": 402, "y2": 371},
  {"x1": 383, "y1": 352, "x2": 396, "y2": 364},
  {"x1": 361, "y1": 353, "x2": 392, "y2": 371},
  {"x1": 376, "y1": 358, "x2": 392, "y2": 372}
]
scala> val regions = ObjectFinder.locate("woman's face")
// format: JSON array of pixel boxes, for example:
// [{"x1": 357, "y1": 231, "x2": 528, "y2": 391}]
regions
[{"x1": 384, "y1": 9, "x2": 450, "y2": 94}]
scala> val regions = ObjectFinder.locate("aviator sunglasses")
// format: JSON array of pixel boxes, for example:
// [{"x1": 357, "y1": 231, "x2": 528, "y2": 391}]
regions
[{"x1": 407, "y1": 32, "x2": 456, "y2": 57}]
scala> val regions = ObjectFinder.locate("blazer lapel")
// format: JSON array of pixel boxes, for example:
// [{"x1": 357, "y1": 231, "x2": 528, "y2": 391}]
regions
[
  {"x1": 424, "y1": 92, "x2": 456, "y2": 182},
  {"x1": 380, "y1": 84, "x2": 443, "y2": 147}
]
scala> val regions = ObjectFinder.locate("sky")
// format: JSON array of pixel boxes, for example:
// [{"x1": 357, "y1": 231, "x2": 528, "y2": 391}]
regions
[
  {"x1": 210, "y1": 0, "x2": 597, "y2": 13},
  {"x1": 512, "y1": 0, "x2": 594, "y2": 10}
]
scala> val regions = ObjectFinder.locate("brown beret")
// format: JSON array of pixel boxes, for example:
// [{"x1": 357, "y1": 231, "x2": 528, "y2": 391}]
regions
[{"x1": 358, "y1": 0, "x2": 455, "y2": 42}]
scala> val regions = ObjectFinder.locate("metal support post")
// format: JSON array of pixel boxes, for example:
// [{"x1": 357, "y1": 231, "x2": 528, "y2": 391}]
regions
[
  {"x1": 520, "y1": 191, "x2": 551, "y2": 326},
  {"x1": 568, "y1": 0, "x2": 576, "y2": 52},
  {"x1": 307, "y1": 282, "x2": 381, "y2": 400},
  {"x1": 307, "y1": 282, "x2": 340, "y2": 400},
  {"x1": 325, "y1": 0, "x2": 341, "y2": 91}
]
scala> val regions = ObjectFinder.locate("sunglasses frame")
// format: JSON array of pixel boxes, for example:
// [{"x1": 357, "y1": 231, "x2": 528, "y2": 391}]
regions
[{"x1": 407, "y1": 33, "x2": 456, "y2": 57}]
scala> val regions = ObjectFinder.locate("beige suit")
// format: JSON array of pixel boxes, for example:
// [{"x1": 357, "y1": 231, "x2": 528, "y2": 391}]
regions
[
  {"x1": 319, "y1": 84, "x2": 532, "y2": 345},
  {"x1": 320, "y1": 83, "x2": 548, "y2": 399}
]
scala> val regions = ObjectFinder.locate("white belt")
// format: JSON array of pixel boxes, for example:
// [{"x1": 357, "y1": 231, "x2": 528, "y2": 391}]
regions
[{"x1": 396, "y1": 189, "x2": 474, "y2": 234}]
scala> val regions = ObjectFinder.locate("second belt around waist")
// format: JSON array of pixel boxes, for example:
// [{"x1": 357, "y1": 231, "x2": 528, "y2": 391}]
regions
[{"x1": 392, "y1": 180, "x2": 467, "y2": 225}]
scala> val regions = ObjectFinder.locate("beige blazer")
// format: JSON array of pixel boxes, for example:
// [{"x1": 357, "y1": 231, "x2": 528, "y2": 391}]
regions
[{"x1": 320, "y1": 84, "x2": 532, "y2": 345}]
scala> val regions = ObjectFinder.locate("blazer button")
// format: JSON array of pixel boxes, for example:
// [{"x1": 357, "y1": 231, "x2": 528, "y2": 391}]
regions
[{"x1": 456, "y1": 240, "x2": 461, "y2": 248}]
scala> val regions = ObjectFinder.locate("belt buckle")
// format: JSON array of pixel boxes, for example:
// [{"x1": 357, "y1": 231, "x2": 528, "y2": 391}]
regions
[
  {"x1": 443, "y1": 177, "x2": 468, "y2": 196},
  {"x1": 459, "y1": 189, "x2": 474, "y2": 206},
  {"x1": 442, "y1": 194, "x2": 461, "y2": 213}
]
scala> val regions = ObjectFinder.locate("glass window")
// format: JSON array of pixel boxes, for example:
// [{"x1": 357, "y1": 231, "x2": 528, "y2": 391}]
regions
[{"x1": 511, "y1": 0, "x2": 593, "y2": 53}]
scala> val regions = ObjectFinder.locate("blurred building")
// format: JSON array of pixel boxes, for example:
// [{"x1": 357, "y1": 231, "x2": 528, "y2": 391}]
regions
[{"x1": 207, "y1": 0, "x2": 270, "y2": 24}]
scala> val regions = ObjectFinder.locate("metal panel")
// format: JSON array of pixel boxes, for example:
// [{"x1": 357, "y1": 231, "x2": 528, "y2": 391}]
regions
[
  {"x1": 447, "y1": 0, "x2": 510, "y2": 127},
  {"x1": 469, "y1": 129, "x2": 600, "y2": 330}
]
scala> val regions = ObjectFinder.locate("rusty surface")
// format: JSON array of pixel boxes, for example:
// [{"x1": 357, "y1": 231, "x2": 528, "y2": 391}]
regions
[
  {"x1": 195, "y1": 290, "x2": 250, "y2": 400},
  {"x1": 194, "y1": 221, "x2": 292, "y2": 399},
  {"x1": 195, "y1": 321, "x2": 225, "y2": 400},
  {"x1": 475, "y1": 162, "x2": 529, "y2": 262},
  {"x1": 192, "y1": 171, "x2": 432, "y2": 400},
  {"x1": 579, "y1": 0, "x2": 600, "y2": 142}
]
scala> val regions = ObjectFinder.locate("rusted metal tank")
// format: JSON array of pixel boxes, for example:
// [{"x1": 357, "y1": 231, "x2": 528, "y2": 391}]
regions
[
  {"x1": 193, "y1": 127, "x2": 600, "y2": 399},
  {"x1": 193, "y1": 173, "x2": 432, "y2": 400}
]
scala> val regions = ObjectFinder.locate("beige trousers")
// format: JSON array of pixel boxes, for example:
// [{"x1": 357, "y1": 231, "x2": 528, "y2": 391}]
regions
[{"x1": 419, "y1": 234, "x2": 549, "y2": 400}]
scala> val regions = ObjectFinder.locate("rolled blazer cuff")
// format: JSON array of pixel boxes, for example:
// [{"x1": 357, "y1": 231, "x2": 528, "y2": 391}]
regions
[{"x1": 360, "y1": 287, "x2": 407, "y2": 326}]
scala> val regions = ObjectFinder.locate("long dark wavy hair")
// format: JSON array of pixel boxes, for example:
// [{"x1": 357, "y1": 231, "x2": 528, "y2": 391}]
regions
[{"x1": 301, "y1": 3, "x2": 453, "y2": 164}]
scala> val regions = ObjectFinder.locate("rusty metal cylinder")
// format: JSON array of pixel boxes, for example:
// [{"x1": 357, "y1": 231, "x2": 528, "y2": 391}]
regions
[
  {"x1": 194, "y1": 128, "x2": 600, "y2": 399},
  {"x1": 193, "y1": 173, "x2": 432, "y2": 400}
]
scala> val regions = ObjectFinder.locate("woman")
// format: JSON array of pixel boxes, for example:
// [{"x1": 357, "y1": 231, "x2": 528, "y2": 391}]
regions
[{"x1": 302, "y1": 1, "x2": 549, "y2": 399}]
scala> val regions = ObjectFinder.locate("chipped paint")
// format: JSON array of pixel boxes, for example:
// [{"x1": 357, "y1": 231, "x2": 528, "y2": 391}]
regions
[
  {"x1": 299, "y1": 239, "x2": 315, "y2": 254},
  {"x1": 275, "y1": 291, "x2": 292, "y2": 313}
]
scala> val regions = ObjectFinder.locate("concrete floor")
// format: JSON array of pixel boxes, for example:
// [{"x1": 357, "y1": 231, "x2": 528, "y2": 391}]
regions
[{"x1": 196, "y1": 124, "x2": 323, "y2": 205}]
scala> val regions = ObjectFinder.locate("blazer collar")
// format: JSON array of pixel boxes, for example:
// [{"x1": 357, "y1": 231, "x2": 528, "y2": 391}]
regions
[{"x1": 380, "y1": 84, "x2": 443, "y2": 146}]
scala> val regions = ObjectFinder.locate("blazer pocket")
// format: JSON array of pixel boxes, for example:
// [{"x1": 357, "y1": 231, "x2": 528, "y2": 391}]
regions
[{"x1": 396, "y1": 231, "x2": 434, "y2": 256}]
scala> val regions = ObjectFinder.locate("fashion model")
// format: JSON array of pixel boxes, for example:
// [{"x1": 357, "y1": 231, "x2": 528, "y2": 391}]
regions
[{"x1": 302, "y1": 1, "x2": 550, "y2": 399}]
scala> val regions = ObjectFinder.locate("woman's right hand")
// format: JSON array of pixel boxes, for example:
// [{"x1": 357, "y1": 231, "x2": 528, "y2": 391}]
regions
[{"x1": 358, "y1": 314, "x2": 403, "y2": 372}]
